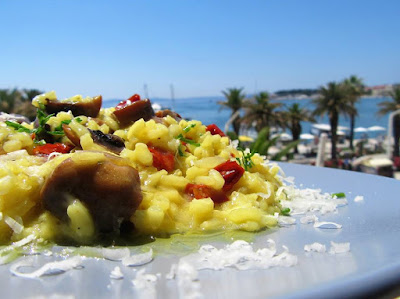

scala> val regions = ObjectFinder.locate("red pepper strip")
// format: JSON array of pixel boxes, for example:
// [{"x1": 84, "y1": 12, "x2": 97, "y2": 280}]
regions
[
  {"x1": 214, "y1": 160, "x2": 245, "y2": 192},
  {"x1": 32, "y1": 143, "x2": 73, "y2": 156},
  {"x1": 148, "y1": 146, "x2": 175, "y2": 172},
  {"x1": 185, "y1": 183, "x2": 228, "y2": 204},
  {"x1": 115, "y1": 94, "x2": 141, "y2": 111},
  {"x1": 206, "y1": 124, "x2": 226, "y2": 137}
]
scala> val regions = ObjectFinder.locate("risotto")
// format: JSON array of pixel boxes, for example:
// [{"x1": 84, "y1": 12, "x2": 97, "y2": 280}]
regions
[{"x1": 0, "y1": 92, "x2": 287, "y2": 245}]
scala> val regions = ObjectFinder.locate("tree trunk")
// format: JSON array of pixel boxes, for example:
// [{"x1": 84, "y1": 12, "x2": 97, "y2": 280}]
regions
[
  {"x1": 330, "y1": 113, "x2": 338, "y2": 162},
  {"x1": 292, "y1": 122, "x2": 301, "y2": 154},
  {"x1": 232, "y1": 117, "x2": 241, "y2": 136},
  {"x1": 393, "y1": 115, "x2": 400, "y2": 157},
  {"x1": 349, "y1": 114, "x2": 355, "y2": 151}
]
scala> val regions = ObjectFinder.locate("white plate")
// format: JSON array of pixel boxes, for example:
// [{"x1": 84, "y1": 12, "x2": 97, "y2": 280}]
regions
[{"x1": 2, "y1": 163, "x2": 400, "y2": 298}]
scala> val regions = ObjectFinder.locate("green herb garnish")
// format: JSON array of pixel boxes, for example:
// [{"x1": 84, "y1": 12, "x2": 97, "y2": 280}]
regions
[
  {"x1": 235, "y1": 147, "x2": 256, "y2": 171},
  {"x1": 175, "y1": 134, "x2": 200, "y2": 147},
  {"x1": 332, "y1": 192, "x2": 346, "y2": 198},
  {"x1": 177, "y1": 145, "x2": 186, "y2": 157},
  {"x1": 50, "y1": 117, "x2": 82, "y2": 136},
  {"x1": 5, "y1": 105, "x2": 82, "y2": 142},
  {"x1": 4, "y1": 121, "x2": 32, "y2": 133},
  {"x1": 34, "y1": 139, "x2": 46, "y2": 146},
  {"x1": 281, "y1": 207, "x2": 291, "y2": 216},
  {"x1": 28, "y1": 104, "x2": 54, "y2": 140},
  {"x1": 183, "y1": 123, "x2": 196, "y2": 133}
]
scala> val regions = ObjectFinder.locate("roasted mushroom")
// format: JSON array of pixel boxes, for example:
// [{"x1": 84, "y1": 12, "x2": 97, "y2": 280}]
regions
[
  {"x1": 154, "y1": 109, "x2": 182, "y2": 122},
  {"x1": 41, "y1": 152, "x2": 142, "y2": 237},
  {"x1": 62, "y1": 124, "x2": 81, "y2": 147},
  {"x1": 113, "y1": 98, "x2": 155, "y2": 127},
  {"x1": 89, "y1": 129, "x2": 125, "y2": 154},
  {"x1": 45, "y1": 95, "x2": 102, "y2": 117}
]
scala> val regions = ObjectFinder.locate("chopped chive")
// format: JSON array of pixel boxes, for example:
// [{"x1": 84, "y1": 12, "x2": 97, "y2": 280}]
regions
[
  {"x1": 281, "y1": 207, "x2": 291, "y2": 216},
  {"x1": 53, "y1": 117, "x2": 83, "y2": 132},
  {"x1": 6, "y1": 105, "x2": 76, "y2": 142},
  {"x1": 53, "y1": 119, "x2": 72, "y2": 132},
  {"x1": 33, "y1": 139, "x2": 46, "y2": 145},
  {"x1": 175, "y1": 134, "x2": 200, "y2": 147},
  {"x1": 183, "y1": 123, "x2": 196, "y2": 133},
  {"x1": 236, "y1": 147, "x2": 255, "y2": 171},
  {"x1": 332, "y1": 192, "x2": 346, "y2": 198},
  {"x1": 177, "y1": 145, "x2": 186, "y2": 157},
  {"x1": 5, "y1": 121, "x2": 32, "y2": 133},
  {"x1": 46, "y1": 131, "x2": 66, "y2": 136}
]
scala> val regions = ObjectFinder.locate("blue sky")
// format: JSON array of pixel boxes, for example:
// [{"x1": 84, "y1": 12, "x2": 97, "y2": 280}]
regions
[{"x1": 0, "y1": 0, "x2": 399, "y2": 100}]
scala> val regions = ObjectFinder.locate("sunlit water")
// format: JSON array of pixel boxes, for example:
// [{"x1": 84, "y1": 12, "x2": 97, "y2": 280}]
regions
[{"x1": 104, "y1": 97, "x2": 390, "y2": 138}]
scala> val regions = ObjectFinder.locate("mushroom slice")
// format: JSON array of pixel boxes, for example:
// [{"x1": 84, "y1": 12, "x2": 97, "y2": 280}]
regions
[
  {"x1": 62, "y1": 124, "x2": 81, "y2": 147},
  {"x1": 154, "y1": 109, "x2": 182, "y2": 122},
  {"x1": 89, "y1": 129, "x2": 125, "y2": 154},
  {"x1": 45, "y1": 95, "x2": 102, "y2": 117},
  {"x1": 41, "y1": 152, "x2": 142, "y2": 237},
  {"x1": 113, "y1": 98, "x2": 155, "y2": 127}
]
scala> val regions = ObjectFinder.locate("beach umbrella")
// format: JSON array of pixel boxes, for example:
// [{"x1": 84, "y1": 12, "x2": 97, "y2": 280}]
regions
[
  {"x1": 272, "y1": 133, "x2": 292, "y2": 140},
  {"x1": 354, "y1": 127, "x2": 368, "y2": 133},
  {"x1": 368, "y1": 126, "x2": 386, "y2": 132},
  {"x1": 337, "y1": 130, "x2": 346, "y2": 136},
  {"x1": 300, "y1": 133, "x2": 315, "y2": 140},
  {"x1": 312, "y1": 124, "x2": 331, "y2": 131},
  {"x1": 279, "y1": 133, "x2": 292, "y2": 140}
]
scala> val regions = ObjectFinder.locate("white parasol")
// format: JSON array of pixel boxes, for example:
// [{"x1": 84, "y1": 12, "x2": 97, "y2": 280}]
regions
[
  {"x1": 354, "y1": 127, "x2": 368, "y2": 133},
  {"x1": 281, "y1": 133, "x2": 293, "y2": 140},
  {"x1": 368, "y1": 126, "x2": 386, "y2": 132},
  {"x1": 300, "y1": 133, "x2": 315, "y2": 140}
]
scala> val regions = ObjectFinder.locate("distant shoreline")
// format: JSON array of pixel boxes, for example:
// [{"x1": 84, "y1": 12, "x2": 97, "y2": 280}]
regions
[{"x1": 103, "y1": 94, "x2": 390, "y2": 103}]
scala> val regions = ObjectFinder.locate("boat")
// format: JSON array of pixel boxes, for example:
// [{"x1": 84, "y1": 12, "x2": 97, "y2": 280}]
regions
[{"x1": 151, "y1": 103, "x2": 162, "y2": 111}]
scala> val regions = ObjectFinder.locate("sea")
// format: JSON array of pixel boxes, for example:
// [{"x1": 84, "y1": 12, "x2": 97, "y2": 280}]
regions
[{"x1": 104, "y1": 96, "x2": 391, "y2": 139}]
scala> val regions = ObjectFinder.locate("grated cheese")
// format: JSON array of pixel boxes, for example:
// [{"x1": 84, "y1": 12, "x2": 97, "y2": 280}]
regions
[
  {"x1": 122, "y1": 249, "x2": 153, "y2": 267},
  {"x1": 77, "y1": 247, "x2": 130, "y2": 260},
  {"x1": 354, "y1": 195, "x2": 364, "y2": 202},
  {"x1": 100, "y1": 248, "x2": 130, "y2": 261},
  {"x1": 166, "y1": 263, "x2": 177, "y2": 280},
  {"x1": 9, "y1": 256, "x2": 82, "y2": 278},
  {"x1": 304, "y1": 242, "x2": 326, "y2": 253},
  {"x1": 329, "y1": 241, "x2": 350, "y2": 254},
  {"x1": 183, "y1": 239, "x2": 297, "y2": 271},
  {"x1": 300, "y1": 214, "x2": 318, "y2": 224},
  {"x1": 275, "y1": 214, "x2": 297, "y2": 226},
  {"x1": 313, "y1": 221, "x2": 342, "y2": 229},
  {"x1": 110, "y1": 266, "x2": 124, "y2": 280},
  {"x1": 280, "y1": 185, "x2": 347, "y2": 215},
  {"x1": 176, "y1": 260, "x2": 202, "y2": 299},
  {"x1": 4, "y1": 216, "x2": 24, "y2": 234},
  {"x1": 132, "y1": 269, "x2": 157, "y2": 299}
]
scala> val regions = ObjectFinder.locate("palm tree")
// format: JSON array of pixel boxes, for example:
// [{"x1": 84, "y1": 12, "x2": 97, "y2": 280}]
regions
[
  {"x1": 20, "y1": 89, "x2": 43, "y2": 120},
  {"x1": 285, "y1": 103, "x2": 315, "y2": 153},
  {"x1": 377, "y1": 86, "x2": 400, "y2": 157},
  {"x1": 0, "y1": 88, "x2": 21, "y2": 113},
  {"x1": 342, "y1": 75, "x2": 364, "y2": 150},
  {"x1": 22, "y1": 89, "x2": 43, "y2": 102},
  {"x1": 241, "y1": 91, "x2": 284, "y2": 135},
  {"x1": 312, "y1": 82, "x2": 355, "y2": 161},
  {"x1": 219, "y1": 88, "x2": 246, "y2": 135}
]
